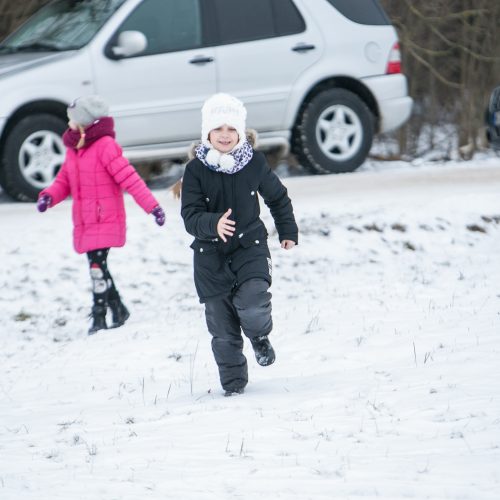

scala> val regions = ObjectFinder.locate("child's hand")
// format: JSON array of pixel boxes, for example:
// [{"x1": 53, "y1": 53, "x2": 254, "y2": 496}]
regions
[
  {"x1": 217, "y1": 208, "x2": 235, "y2": 242},
  {"x1": 37, "y1": 194, "x2": 52, "y2": 212},
  {"x1": 152, "y1": 205, "x2": 166, "y2": 226},
  {"x1": 281, "y1": 240, "x2": 295, "y2": 250}
]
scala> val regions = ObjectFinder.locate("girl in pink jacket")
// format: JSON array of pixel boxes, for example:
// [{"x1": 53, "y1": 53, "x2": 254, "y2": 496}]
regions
[{"x1": 37, "y1": 95, "x2": 165, "y2": 335}]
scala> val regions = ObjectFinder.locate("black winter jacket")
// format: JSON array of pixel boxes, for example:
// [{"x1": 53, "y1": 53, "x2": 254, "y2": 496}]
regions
[{"x1": 181, "y1": 149, "x2": 298, "y2": 302}]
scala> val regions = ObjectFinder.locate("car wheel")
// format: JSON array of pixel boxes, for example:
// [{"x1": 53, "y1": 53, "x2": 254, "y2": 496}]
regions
[
  {"x1": 293, "y1": 88, "x2": 374, "y2": 174},
  {"x1": 0, "y1": 114, "x2": 66, "y2": 201}
]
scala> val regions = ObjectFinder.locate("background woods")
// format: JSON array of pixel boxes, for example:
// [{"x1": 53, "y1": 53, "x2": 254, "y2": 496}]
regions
[
  {"x1": 379, "y1": 0, "x2": 500, "y2": 159},
  {"x1": 1, "y1": 0, "x2": 499, "y2": 161}
]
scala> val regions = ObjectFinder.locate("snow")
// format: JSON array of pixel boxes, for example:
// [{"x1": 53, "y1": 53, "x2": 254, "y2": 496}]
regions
[{"x1": 1, "y1": 159, "x2": 500, "y2": 499}]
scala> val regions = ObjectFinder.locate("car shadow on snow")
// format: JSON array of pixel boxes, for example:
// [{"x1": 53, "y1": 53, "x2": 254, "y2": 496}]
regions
[{"x1": 0, "y1": 188, "x2": 14, "y2": 204}]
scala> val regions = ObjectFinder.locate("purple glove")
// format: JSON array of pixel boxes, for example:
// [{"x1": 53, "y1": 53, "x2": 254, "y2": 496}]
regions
[
  {"x1": 152, "y1": 205, "x2": 165, "y2": 226},
  {"x1": 37, "y1": 194, "x2": 52, "y2": 213}
]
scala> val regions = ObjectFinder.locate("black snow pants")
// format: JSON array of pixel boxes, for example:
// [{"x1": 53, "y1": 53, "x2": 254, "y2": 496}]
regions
[
  {"x1": 86, "y1": 248, "x2": 120, "y2": 306},
  {"x1": 204, "y1": 278, "x2": 272, "y2": 392}
]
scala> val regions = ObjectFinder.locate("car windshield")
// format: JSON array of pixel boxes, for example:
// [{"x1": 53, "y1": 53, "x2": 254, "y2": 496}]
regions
[{"x1": 0, "y1": 0, "x2": 127, "y2": 53}]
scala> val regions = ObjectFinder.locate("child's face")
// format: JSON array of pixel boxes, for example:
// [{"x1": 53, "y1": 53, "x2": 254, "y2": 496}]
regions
[
  {"x1": 68, "y1": 119, "x2": 78, "y2": 131},
  {"x1": 209, "y1": 125, "x2": 239, "y2": 153}
]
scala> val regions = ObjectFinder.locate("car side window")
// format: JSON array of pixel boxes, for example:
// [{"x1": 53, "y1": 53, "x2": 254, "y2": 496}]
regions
[
  {"x1": 272, "y1": 0, "x2": 305, "y2": 36},
  {"x1": 117, "y1": 0, "x2": 203, "y2": 55},
  {"x1": 213, "y1": 0, "x2": 305, "y2": 45},
  {"x1": 324, "y1": 0, "x2": 390, "y2": 26}
]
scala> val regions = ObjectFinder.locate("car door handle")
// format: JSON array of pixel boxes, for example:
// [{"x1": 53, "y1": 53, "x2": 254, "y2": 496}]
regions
[
  {"x1": 292, "y1": 43, "x2": 316, "y2": 53},
  {"x1": 189, "y1": 56, "x2": 214, "y2": 65}
]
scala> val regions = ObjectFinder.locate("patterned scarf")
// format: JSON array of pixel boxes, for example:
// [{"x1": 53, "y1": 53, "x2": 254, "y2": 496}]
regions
[
  {"x1": 63, "y1": 116, "x2": 115, "y2": 150},
  {"x1": 195, "y1": 140, "x2": 253, "y2": 174}
]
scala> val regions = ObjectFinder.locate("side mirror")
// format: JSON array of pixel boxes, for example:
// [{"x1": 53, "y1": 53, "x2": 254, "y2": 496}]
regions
[{"x1": 111, "y1": 30, "x2": 147, "y2": 58}]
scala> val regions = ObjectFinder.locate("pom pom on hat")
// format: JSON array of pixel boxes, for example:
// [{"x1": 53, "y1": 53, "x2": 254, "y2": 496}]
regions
[
  {"x1": 205, "y1": 148, "x2": 236, "y2": 172},
  {"x1": 205, "y1": 148, "x2": 221, "y2": 166},
  {"x1": 67, "y1": 95, "x2": 109, "y2": 127},
  {"x1": 219, "y1": 153, "x2": 236, "y2": 171},
  {"x1": 201, "y1": 93, "x2": 247, "y2": 150}
]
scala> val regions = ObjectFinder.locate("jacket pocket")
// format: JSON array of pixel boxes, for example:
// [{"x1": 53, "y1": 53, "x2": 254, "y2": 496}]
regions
[
  {"x1": 190, "y1": 239, "x2": 235, "y2": 300},
  {"x1": 189, "y1": 239, "x2": 218, "y2": 255},
  {"x1": 96, "y1": 201, "x2": 118, "y2": 223},
  {"x1": 80, "y1": 199, "x2": 99, "y2": 224},
  {"x1": 238, "y1": 225, "x2": 268, "y2": 249}
]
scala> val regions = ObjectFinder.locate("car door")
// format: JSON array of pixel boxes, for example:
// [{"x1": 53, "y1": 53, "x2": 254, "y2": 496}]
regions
[
  {"x1": 89, "y1": 0, "x2": 216, "y2": 147},
  {"x1": 209, "y1": 0, "x2": 323, "y2": 131}
]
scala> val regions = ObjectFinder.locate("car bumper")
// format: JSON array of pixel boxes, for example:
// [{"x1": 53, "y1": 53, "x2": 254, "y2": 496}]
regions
[{"x1": 362, "y1": 73, "x2": 413, "y2": 133}]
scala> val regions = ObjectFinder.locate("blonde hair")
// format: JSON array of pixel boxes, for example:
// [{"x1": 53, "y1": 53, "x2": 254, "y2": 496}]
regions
[
  {"x1": 76, "y1": 125, "x2": 86, "y2": 149},
  {"x1": 171, "y1": 178, "x2": 182, "y2": 199}
]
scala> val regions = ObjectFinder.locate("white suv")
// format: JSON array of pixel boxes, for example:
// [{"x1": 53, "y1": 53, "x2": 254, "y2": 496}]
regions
[{"x1": 0, "y1": 0, "x2": 412, "y2": 201}]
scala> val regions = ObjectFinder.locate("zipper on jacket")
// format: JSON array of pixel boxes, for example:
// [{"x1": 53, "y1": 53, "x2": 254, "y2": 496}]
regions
[
  {"x1": 231, "y1": 174, "x2": 236, "y2": 229},
  {"x1": 75, "y1": 154, "x2": 84, "y2": 225},
  {"x1": 97, "y1": 203, "x2": 102, "y2": 222}
]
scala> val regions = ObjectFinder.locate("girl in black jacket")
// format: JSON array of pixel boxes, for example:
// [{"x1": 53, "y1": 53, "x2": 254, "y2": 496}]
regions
[{"x1": 181, "y1": 93, "x2": 298, "y2": 397}]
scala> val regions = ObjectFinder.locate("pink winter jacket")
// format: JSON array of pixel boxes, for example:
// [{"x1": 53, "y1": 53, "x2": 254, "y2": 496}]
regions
[{"x1": 40, "y1": 136, "x2": 159, "y2": 254}]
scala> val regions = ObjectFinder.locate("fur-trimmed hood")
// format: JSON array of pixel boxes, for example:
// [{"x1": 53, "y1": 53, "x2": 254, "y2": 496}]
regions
[
  {"x1": 188, "y1": 129, "x2": 258, "y2": 160},
  {"x1": 171, "y1": 129, "x2": 258, "y2": 199}
]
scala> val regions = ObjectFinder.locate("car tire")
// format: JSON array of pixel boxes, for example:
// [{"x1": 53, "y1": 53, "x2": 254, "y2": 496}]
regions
[
  {"x1": 293, "y1": 88, "x2": 375, "y2": 174},
  {"x1": 0, "y1": 114, "x2": 66, "y2": 201}
]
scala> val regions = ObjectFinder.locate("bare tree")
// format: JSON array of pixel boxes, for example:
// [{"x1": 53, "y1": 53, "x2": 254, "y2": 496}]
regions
[{"x1": 380, "y1": 0, "x2": 500, "y2": 159}]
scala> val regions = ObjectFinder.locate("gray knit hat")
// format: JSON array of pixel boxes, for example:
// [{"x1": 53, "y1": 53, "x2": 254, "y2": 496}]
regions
[{"x1": 67, "y1": 95, "x2": 109, "y2": 127}]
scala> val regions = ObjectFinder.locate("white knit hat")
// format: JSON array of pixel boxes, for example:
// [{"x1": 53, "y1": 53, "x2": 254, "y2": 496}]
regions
[
  {"x1": 201, "y1": 93, "x2": 247, "y2": 151},
  {"x1": 67, "y1": 95, "x2": 109, "y2": 127}
]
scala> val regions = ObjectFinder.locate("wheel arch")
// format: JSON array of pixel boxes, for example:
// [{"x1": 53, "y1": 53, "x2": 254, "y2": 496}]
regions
[
  {"x1": 0, "y1": 101, "x2": 68, "y2": 201},
  {"x1": 0, "y1": 100, "x2": 68, "y2": 152},
  {"x1": 292, "y1": 76, "x2": 380, "y2": 135}
]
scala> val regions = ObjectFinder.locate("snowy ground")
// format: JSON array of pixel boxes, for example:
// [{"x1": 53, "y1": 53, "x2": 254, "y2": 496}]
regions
[{"x1": 1, "y1": 158, "x2": 499, "y2": 499}]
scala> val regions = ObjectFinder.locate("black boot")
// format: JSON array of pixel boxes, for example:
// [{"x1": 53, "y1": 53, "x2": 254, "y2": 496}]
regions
[
  {"x1": 88, "y1": 305, "x2": 107, "y2": 335},
  {"x1": 224, "y1": 387, "x2": 245, "y2": 397},
  {"x1": 108, "y1": 297, "x2": 130, "y2": 328},
  {"x1": 250, "y1": 335, "x2": 276, "y2": 366}
]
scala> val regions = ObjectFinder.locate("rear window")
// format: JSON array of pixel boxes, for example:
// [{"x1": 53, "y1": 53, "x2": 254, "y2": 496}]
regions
[
  {"x1": 273, "y1": 0, "x2": 305, "y2": 36},
  {"x1": 212, "y1": 0, "x2": 305, "y2": 45},
  {"x1": 324, "y1": 0, "x2": 390, "y2": 25}
]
